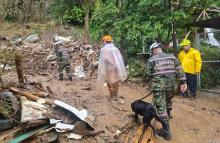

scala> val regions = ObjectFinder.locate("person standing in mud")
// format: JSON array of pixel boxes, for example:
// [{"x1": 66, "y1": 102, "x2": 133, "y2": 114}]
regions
[
  {"x1": 144, "y1": 42, "x2": 187, "y2": 140},
  {"x1": 55, "y1": 42, "x2": 72, "y2": 81},
  {"x1": 178, "y1": 39, "x2": 202, "y2": 100},
  {"x1": 98, "y1": 35, "x2": 127, "y2": 101}
]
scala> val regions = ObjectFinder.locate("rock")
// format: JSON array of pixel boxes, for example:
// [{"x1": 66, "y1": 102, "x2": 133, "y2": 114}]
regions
[
  {"x1": 31, "y1": 45, "x2": 45, "y2": 54},
  {"x1": 24, "y1": 34, "x2": 40, "y2": 43},
  {"x1": 113, "y1": 130, "x2": 122, "y2": 137}
]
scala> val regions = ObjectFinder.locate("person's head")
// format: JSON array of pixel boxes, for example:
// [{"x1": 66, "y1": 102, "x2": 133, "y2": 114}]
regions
[
  {"x1": 180, "y1": 39, "x2": 191, "y2": 51},
  {"x1": 102, "y1": 35, "x2": 113, "y2": 45},
  {"x1": 150, "y1": 42, "x2": 163, "y2": 55}
]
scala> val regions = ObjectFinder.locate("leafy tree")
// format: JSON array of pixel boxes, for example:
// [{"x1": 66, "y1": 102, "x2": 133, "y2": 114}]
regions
[
  {"x1": 90, "y1": 0, "x2": 217, "y2": 57},
  {"x1": 49, "y1": 0, "x2": 84, "y2": 25}
]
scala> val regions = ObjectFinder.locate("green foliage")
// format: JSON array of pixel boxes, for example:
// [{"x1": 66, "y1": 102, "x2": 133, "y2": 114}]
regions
[
  {"x1": 63, "y1": 6, "x2": 84, "y2": 24},
  {"x1": 49, "y1": 0, "x2": 84, "y2": 25},
  {"x1": 90, "y1": 2, "x2": 119, "y2": 40},
  {"x1": 128, "y1": 58, "x2": 145, "y2": 77},
  {"x1": 4, "y1": 14, "x2": 17, "y2": 22},
  {"x1": 90, "y1": 0, "x2": 216, "y2": 57}
]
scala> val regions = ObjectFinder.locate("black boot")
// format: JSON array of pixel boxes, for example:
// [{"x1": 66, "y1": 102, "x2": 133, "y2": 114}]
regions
[
  {"x1": 167, "y1": 108, "x2": 173, "y2": 119},
  {"x1": 67, "y1": 73, "x2": 72, "y2": 81},
  {"x1": 59, "y1": 73, "x2": 64, "y2": 81},
  {"x1": 157, "y1": 122, "x2": 171, "y2": 141},
  {"x1": 68, "y1": 76, "x2": 72, "y2": 81}
]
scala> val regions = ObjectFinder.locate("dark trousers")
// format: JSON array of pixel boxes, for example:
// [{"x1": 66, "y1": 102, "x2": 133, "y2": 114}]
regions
[
  {"x1": 185, "y1": 73, "x2": 197, "y2": 97},
  {"x1": 58, "y1": 64, "x2": 72, "y2": 80}
]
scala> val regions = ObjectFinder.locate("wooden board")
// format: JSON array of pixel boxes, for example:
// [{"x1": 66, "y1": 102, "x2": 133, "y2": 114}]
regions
[{"x1": 133, "y1": 124, "x2": 156, "y2": 143}]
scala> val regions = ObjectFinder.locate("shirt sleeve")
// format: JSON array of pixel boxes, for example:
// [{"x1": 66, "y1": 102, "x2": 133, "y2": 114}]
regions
[
  {"x1": 195, "y1": 51, "x2": 202, "y2": 73},
  {"x1": 174, "y1": 57, "x2": 186, "y2": 84},
  {"x1": 143, "y1": 60, "x2": 153, "y2": 83}
]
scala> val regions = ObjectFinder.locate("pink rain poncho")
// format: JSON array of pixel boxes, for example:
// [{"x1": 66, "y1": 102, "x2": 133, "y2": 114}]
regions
[{"x1": 98, "y1": 43, "x2": 127, "y2": 84}]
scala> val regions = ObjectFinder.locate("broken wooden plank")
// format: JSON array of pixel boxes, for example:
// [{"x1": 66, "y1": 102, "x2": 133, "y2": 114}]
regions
[
  {"x1": 29, "y1": 91, "x2": 48, "y2": 97},
  {"x1": 140, "y1": 127, "x2": 156, "y2": 143},
  {"x1": 133, "y1": 124, "x2": 157, "y2": 143},
  {"x1": 133, "y1": 123, "x2": 144, "y2": 143},
  {"x1": 125, "y1": 129, "x2": 132, "y2": 143},
  {"x1": 9, "y1": 87, "x2": 54, "y2": 105}
]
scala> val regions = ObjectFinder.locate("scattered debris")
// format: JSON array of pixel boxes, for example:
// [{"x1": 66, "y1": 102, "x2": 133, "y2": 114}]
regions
[
  {"x1": 66, "y1": 133, "x2": 83, "y2": 140},
  {"x1": 24, "y1": 34, "x2": 41, "y2": 43},
  {"x1": 0, "y1": 82, "x2": 103, "y2": 142},
  {"x1": 113, "y1": 130, "x2": 122, "y2": 137},
  {"x1": 74, "y1": 65, "x2": 85, "y2": 78}
]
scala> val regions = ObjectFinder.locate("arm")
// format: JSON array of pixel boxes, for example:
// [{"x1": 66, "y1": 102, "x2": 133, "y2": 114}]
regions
[
  {"x1": 56, "y1": 51, "x2": 62, "y2": 62},
  {"x1": 174, "y1": 57, "x2": 187, "y2": 92},
  {"x1": 195, "y1": 51, "x2": 202, "y2": 73},
  {"x1": 143, "y1": 60, "x2": 153, "y2": 84}
]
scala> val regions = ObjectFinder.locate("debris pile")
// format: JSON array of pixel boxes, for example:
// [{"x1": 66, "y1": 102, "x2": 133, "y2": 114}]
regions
[
  {"x1": 0, "y1": 83, "x2": 104, "y2": 142},
  {"x1": 0, "y1": 34, "x2": 99, "y2": 77}
]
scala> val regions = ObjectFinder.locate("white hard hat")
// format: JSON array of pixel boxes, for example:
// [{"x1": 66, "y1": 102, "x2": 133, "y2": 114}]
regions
[{"x1": 150, "y1": 42, "x2": 162, "y2": 50}]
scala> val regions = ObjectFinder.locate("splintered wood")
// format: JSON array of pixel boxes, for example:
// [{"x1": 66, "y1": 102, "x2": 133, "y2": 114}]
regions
[{"x1": 133, "y1": 124, "x2": 156, "y2": 143}]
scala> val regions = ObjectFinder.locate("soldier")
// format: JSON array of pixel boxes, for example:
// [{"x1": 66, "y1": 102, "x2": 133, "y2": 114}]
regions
[
  {"x1": 144, "y1": 42, "x2": 187, "y2": 140},
  {"x1": 55, "y1": 42, "x2": 72, "y2": 81}
]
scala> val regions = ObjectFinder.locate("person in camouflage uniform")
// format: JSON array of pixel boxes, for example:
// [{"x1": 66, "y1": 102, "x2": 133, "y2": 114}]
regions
[
  {"x1": 144, "y1": 42, "x2": 187, "y2": 140},
  {"x1": 55, "y1": 43, "x2": 72, "y2": 81}
]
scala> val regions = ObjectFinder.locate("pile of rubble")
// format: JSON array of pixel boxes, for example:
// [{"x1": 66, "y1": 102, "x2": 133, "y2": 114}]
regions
[
  {"x1": 0, "y1": 34, "x2": 99, "y2": 78},
  {"x1": 0, "y1": 83, "x2": 104, "y2": 142}
]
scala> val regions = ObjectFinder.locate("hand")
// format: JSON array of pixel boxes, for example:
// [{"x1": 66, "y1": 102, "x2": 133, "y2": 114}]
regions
[
  {"x1": 103, "y1": 82, "x2": 107, "y2": 88},
  {"x1": 180, "y1": 83, "x2": 187, "y2": 93}
]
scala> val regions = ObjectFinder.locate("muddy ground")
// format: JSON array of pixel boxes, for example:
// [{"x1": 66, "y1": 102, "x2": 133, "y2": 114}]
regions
[{"x1": 3, "y1": 72, "x2": 220, "y2": 143}]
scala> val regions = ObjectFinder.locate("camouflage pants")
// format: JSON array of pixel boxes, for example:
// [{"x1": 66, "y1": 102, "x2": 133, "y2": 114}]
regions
[
  {"x1": 152, "y1": 91, "x2": 174, "y2": 123},
  {"x1": 107, "y1": 82, "x2": 119, "y2": 97},
  {"x1": 58, "y1": 63, "x2": 72, "y2": 80}
]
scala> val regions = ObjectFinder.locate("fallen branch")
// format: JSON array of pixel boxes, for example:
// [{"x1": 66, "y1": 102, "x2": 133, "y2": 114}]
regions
[{"x1": 9, "y1": 87, "x2": 53, "y2": 105}]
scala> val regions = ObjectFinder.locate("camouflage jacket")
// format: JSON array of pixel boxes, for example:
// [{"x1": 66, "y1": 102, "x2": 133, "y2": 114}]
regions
[
  {"x1": 56, "y1": 47, "x2": 71, "y2": 65},
  {"x1": 145, "y1": 52, "x2": 186, "y2": 91}
]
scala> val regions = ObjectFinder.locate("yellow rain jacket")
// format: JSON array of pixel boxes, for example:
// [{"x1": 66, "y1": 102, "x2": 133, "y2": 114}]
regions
[{"x1": 178, "y1": 48, "x2": 202, "y2": 74}]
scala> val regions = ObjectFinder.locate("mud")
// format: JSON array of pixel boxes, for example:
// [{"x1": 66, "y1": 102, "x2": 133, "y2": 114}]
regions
[{"x1": 2, "y1": 72, "x2": 220, "y2": 143}]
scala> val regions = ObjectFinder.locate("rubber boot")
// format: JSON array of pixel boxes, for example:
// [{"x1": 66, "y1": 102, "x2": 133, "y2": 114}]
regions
[
  {"x1": 157, "y1": 122, "x2": 171, "y2": 141},
  {"x1": 167, "y1": 108, "x2": 172, "y2": 119},
  {"x1": 59, "y1": 73, "x2": 64, "y2": 81},
  {"x1": 67, "y1": 73, "x2": 72, "y2": 81},
  {"x1": 68, "y1": 75, "x2": 72, "y2": 81}
]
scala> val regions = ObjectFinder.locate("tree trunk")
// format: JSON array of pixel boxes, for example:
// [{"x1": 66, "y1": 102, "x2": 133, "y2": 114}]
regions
[
  {"x1": 83, "y1": 9, "x2": 90, "y2": 42},
  {"x1": 15, "y1": 54, "x2": 24, "y2": 84},
  {"x1": 23, "y1": 0, "x2": 33, "y2": 23},
  {"x1": 172, "y1": 21, "x2": 178, "y2": 57}
]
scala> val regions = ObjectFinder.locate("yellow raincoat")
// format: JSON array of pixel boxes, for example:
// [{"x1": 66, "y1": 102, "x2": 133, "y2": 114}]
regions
[{"x1": 178, "y1": 48, "x2": 202, "y2": 74}]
